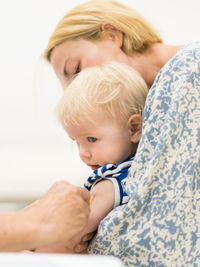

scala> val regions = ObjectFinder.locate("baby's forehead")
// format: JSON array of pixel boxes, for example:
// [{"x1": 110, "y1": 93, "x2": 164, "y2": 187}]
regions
[
  {"x1": 66, "y1": 112, "x2": 125, "y2": 138},
  {"x1": 64, "y1": 118, "x2": 98, "y2": 137},
  {"x1": 65, "y1": 109, "x2": 107, "y2": 127}
]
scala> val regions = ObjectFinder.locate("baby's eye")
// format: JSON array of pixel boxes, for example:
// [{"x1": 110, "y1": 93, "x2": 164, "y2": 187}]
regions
[{"x1": 87, "y1": 137, "x2": 97, "y2": 143}]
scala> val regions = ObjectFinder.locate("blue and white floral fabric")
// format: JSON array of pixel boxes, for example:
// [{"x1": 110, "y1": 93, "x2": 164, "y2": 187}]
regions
[{"x1": 89, "y1": 42, "x2": 200, "y2": 266}]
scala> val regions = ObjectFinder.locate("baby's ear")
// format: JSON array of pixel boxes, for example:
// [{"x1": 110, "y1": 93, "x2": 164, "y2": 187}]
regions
[{"x1": 127, "y1": 114, "x2": 142, "y2": 143}]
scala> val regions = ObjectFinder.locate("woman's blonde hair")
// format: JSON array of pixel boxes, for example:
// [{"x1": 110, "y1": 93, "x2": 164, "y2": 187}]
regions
[
  {"x1": 44, "y1": 0, "x2": 162, "y2": 61},
  {"x1": 56, "y1": 62, "x2": 148, "y2": 128}
]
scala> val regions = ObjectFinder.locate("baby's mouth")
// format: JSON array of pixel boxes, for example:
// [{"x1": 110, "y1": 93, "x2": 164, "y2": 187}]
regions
[{"x1": 88, "y1": 164, "x2": 100, "y2": 170}]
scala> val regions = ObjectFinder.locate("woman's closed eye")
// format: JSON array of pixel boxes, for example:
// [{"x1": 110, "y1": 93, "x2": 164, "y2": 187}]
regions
[
  {"x1": 64, "y1": 68, "x2": 68, "y2": 77},
  {"x1": 75, "y1": 64, "x2": 80, "y2": 74},
  {"x1": 87, "y1": 137, "x2": 97, "y2": 143},
  {"x1": 63, "y1": 63, "x2": 80, "y2": 79}
]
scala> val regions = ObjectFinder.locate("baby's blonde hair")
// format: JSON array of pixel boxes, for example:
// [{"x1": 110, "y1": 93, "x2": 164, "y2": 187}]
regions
[
  {"x1": 44, "y1": 0, "x2": 162, "y2": 61},
  {"x1": 56, "y1": 62, "x2": 148, "y2": 128}
]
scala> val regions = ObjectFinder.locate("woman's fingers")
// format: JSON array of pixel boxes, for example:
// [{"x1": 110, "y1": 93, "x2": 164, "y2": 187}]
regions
[
  {"x1": 21, "y1": 180, "x2": 91, "y2": 248},
  {"x1": 73, "y1": 232, "x2": 96, "y2": 253},
  {"x1": 74, "y1": 242, "x2": 88, "y2": 253},
  {"x1": 81, "y1": 232, "x2": 95, "y2": 242}
]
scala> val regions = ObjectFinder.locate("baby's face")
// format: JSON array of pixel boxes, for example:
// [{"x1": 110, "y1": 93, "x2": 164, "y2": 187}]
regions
[{"x1": 65, "y1": 112, "x2": 137, "y2": 170}]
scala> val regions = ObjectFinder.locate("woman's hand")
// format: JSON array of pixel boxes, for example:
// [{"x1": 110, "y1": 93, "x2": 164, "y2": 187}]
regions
[
  {"x1": 20, "y1": 180, "x2": 90, "y2": 250},
  {"x1": 74, "y1": 232, "x2": 95, "y2": 253},
  {"x1": 34, "y1": 231, "x2": 95, "y2": 254}
]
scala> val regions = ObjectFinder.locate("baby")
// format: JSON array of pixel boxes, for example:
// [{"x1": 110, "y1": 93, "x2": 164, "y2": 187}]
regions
[{"x1": 36, "y1": 61, "x2": 148, "y2": 253}]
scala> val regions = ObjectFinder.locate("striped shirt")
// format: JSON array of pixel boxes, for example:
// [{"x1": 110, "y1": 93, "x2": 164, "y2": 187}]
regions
[{"x1": 84, "y1": 157, "x2": 133, "y2": 207}]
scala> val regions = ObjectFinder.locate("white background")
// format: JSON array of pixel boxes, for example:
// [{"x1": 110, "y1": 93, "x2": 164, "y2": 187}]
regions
[{"x1": 0, "y1": 0, "x2": 200, "y2": 202}]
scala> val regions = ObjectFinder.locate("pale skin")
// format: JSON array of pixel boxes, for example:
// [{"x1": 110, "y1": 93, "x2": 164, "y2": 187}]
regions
[
  {"x1": 35, "y1": 111, "x2": 142, "y2": 253},
  {"x1": 0, "y1": 180, "x2": 90, "y2": 252},
  {"x1": 50, "y1": 24, "x2": 182, "y2": 89}
]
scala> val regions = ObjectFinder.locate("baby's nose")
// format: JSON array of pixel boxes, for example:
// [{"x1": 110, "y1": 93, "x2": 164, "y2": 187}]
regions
[{"x1": 79, "y1": 146, "x2": 91, "y2": 161}]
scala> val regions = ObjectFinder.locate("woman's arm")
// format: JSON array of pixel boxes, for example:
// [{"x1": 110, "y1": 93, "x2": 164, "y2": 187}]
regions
[
  {"x1": 0, "y1": 181, "x2": 90, "y2": 252},
  {"x1": 0, "y1": 211, "x2": 37, "y2": 252},
  {"x1": 35, "y1": 179, "x2": 115, "y2": 253}
]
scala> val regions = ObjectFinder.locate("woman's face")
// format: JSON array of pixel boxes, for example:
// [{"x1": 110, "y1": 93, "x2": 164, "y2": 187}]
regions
[{"x1": 51, "y1": 38, "x2": 130, "y2": 85}]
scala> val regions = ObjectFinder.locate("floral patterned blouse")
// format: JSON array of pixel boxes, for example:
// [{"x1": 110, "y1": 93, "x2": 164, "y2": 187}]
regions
[{"x1": 89, "y1": 42, "x2": 200, "y2": 267}]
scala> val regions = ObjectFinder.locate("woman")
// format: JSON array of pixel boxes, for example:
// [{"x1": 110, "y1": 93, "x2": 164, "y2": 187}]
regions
[
  {"x1": 43, "y1": 0, "x2": 200, "y2": 266},
  {"x1": 0, "y1": 180, "x2": 90, "y2": 252}
]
